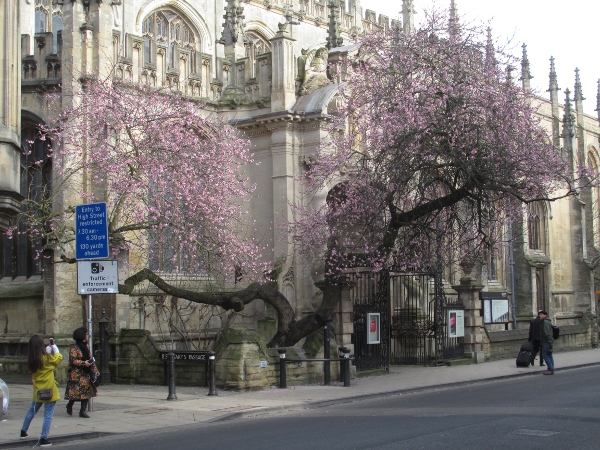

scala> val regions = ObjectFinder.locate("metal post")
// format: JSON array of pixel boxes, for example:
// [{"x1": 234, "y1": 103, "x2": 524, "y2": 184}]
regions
[
  {"x1": 207, "y1": 351, "x2": 217, "y2": 396},
  {"x1": 88, "y1": 294, "x2": 93, "y2": 356},
  {"x1": 167, "y1": 351, "x2": 177, "y2": 400},
  {"x1": 88, "y1": 294, "x2": 94, "y2": 412},
  {"x1": 340, "y1": 347, "x2": 350, "y2": 387},
  {"x1": 278, "y1": 349, "x2": 287, "y2": 389},
  {"x1": 98, "y1": 309, "x2": 111, "y2": 384},
  {"x1": 509, "y1": 221, "x2": 517, "y2": 329},
  {"x1": 324, "y1": 325, "x2": 330, "y2": 385}
]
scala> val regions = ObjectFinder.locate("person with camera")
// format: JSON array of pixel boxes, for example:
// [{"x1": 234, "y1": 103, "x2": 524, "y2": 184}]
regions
[
  {"x1": 20, "y1": 335, "x2": 63, "y2": 447},
  {"x1": 64, "y1": 327, "x2": 99, "y2": 418}
]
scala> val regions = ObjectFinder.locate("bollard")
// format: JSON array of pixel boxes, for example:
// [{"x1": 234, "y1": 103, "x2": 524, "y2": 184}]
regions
[
  {"x1": 324, "y1": 325, "x2": 330, "y2": 385},
  {"x1": 207, "y1": 351, "x2": 217, "y2": 396},
  {"x1": 167, "y1": 351, "x2": 177, "y2": 400},
  {"x1": 278, "y1": 349, "x2": 287, "y2": 389},
  {"x1": 340, "y1": 347, "x2": 351, "y2": 387}
]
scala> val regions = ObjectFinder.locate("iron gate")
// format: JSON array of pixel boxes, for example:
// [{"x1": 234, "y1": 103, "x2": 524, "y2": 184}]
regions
[
  {"x1": 349, "y1": 270, "x2": 390, "y2": 371},
  {"x1": 350, "y1": 268, "x2": 461, "y2": 369}
]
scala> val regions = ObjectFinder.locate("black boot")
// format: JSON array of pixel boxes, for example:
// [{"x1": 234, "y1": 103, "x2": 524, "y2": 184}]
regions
[
  {"x1": 66, "y1": 400, "x2": 74, "y2": 416},
  {"x1": 79, "y1": 400, "x2": 90, "y2": 418}
]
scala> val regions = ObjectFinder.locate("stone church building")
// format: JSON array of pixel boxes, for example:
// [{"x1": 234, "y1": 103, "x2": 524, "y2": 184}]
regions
[{"x1": 1, "y1": 1, "x2": 599, "y2": 387}]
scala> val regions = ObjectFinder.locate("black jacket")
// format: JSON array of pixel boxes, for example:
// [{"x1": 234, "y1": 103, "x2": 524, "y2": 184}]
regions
[{"x1": 529, "y1": 316, "x2": 543, "y2": 341}]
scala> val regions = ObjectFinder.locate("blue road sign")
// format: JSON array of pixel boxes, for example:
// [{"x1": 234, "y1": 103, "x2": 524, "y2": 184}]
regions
[{"x1": 75, "y1": 202, "x2": 109, "y2": 260}]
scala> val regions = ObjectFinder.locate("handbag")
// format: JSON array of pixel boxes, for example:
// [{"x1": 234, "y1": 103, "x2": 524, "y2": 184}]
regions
[{"x1": 36, "y1": 389, "x2": 53, "y2": 401}]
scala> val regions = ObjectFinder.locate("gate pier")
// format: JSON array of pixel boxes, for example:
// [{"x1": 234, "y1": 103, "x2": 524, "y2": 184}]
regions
[{"x1": 453, "y1": 271, "x2": 485, "y2": 363}]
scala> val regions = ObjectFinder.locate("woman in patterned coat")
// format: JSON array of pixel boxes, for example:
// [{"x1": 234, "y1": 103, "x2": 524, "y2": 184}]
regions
[{"x1": 64, "y1": 327, "x2": 99, "y2": 418}]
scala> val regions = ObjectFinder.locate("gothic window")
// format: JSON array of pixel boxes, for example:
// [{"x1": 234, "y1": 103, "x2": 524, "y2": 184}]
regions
[
  {"x1": 528, "y1": 201, "x2": 547, "y2": 252},
  {"x1": 0, "y1": 121, "x2": 52, "y2": 279},
  {"x1": 245, "y1": 31, "x2": 271, "y2": 77},
  {"x1": 589, "y1": 150, "x2": 600, "y2": 248},
  {"x1": 142, "y1": 9, "x2": 198, "y2": 73},
  {"x1": 34, "y1": 0, "x2": 63, "y2": 53}
]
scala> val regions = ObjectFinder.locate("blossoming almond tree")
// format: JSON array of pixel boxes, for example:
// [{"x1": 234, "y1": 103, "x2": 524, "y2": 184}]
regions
[
  {"x1": 18, "y1": 78, "x2": 304, "y2": 346},
  {"x1": 292, "y1": 14, "x2": 592, "y2": 277}
]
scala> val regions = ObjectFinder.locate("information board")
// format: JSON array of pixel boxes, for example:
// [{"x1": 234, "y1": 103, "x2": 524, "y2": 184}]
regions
[
  {"x1": 367, "y1": 313, "x2": 381, "y2": 344},
  {"x1": 447, "y1": 309, "x2": 465, "y2": 337},
  {"x1": 75, "y1": 202, "x2": 109, "y2": 260}
]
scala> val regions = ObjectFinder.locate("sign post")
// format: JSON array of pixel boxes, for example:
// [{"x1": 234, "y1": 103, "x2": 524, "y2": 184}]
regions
[{"x1": 75, "y1": 202, "x2": 111, "y2": 410}]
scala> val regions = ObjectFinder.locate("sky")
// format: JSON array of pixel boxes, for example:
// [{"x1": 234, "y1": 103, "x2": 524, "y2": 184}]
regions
[{"x1": 364, "y1": 0, "x2": 599, "y2": 115}]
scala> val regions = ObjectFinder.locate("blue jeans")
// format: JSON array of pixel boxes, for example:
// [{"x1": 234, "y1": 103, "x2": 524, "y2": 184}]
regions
[
  {"x1": 21, "y1": 401, "x2": 56, "y2": 439},
  {"x1": 541, "y1": 342, "x2": 554, "y2": 372}
]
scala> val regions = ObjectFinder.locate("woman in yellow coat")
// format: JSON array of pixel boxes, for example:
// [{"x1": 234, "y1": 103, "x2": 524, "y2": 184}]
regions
[{"x1": 19, "y1": 335, "x2": 63, "y2": 447}]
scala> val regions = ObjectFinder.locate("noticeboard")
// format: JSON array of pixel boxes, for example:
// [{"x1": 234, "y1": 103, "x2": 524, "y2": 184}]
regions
[
  {"x1": 366, "y1": 313, "x2": 381, "y2": 344},
  {"x1": 448, "y1": 309, "x2": 465, "y2": 337},
  {"x1": 481, "y1": 292, "x2": 510, "y2": 324}
]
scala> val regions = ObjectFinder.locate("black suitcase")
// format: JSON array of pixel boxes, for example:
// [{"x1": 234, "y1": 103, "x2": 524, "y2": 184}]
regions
[
  {"x1": 516, "y1": 341, "x2": 533, "y2": 367},
  {"x1": 520, "y1": 341, "x2": 534, "y2": 352}
]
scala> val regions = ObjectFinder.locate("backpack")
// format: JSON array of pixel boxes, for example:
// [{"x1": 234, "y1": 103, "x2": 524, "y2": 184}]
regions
[{"x1": 552, "y1": 325, "x2": 560, "y2": 339}]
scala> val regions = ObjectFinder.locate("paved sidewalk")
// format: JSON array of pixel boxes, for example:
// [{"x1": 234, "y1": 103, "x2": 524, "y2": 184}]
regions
[{"x1": 1, "y1": 348, "x2": 599, "y2": 448}]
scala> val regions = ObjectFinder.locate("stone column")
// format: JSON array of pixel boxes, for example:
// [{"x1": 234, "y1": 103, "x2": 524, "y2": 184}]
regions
[
  {"x1": 453, "y1": 262, "x2": 485, "y2": 363},
  {"x1": 0, "y1": 0, "x2": 23, "y2": 231},
  {"x1": 270, "y1": 23, "x2": 296, "y2": 112}
]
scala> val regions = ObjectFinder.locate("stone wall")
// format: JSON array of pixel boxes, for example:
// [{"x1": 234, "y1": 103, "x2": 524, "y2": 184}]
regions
[{"x1": 483, "y1": 323, "x2": 593, "y2": 362}]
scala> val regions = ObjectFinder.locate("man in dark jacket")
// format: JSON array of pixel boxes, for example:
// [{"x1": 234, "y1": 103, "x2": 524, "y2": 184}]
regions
[
  {"x1": 540, "y1": 310, "x2": 555, "y2": 375},
  {"x1": 528, "y1": 310, "x2": 545, "y2": 367}
]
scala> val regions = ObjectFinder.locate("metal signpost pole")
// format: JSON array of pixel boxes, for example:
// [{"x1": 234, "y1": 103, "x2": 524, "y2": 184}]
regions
[{"x1": 88, "y1": 293, "x2": 93, "y2": 412}]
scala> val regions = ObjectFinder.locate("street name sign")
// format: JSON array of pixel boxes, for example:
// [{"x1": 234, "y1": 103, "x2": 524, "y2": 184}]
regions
[
  {"x1": 77, "y1": 260, "x2": 118, "y2": 294},
  {"x1": 75, "y1": 202, "x2": 109, "y2": 260}
]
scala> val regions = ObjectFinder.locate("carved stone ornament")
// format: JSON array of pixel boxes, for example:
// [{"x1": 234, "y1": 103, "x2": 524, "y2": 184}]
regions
[{"x1": 298, "y1": 47, "x2": 330, "y2": 95}]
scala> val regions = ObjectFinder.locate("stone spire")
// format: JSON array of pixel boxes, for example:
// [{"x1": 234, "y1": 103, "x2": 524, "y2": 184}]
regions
[
  {"x1": 574, "y1": 68, "x2": 585, "y2": 113},
  {"x1": 520, "y1": 44, "x2": 532, "y2": 91},
  {"x1": 596, "y1": 79, "x2": 600, "y2": 123},
  {"x1": 449, "y1": 0, "x2": 460, "y2": 37},
  {"x1": 327, "y1": 0, "x2": 343, "y2": 50},
  {"x1": 562, "y1": 88, "x2": 576, "y2": 147},
  {"x1": 219, "y1": 0, "x2": 250, "y2": 58},
  {"x1": 218, "y1": 0, "x2": 251, "y2": 104},
  {"x1": 402, "y1": 0, "x2": 415, "y2": 33},
  {"x1": 548, "y1": 57, "x2": 561, "y2": 147},
  {"x1": 485, "y1": 27, "x2": 496, "y2": 68},
  {"x1": 548, "y1": 56, "x2": 559, "y2": 94}
]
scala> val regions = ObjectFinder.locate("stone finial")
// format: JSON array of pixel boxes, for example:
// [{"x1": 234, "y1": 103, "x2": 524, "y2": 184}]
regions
[
  {"x1": 562, "y1": 88, "x2": 575, "y2": 141},
  {"x1": 596, "y1": 78, "x2": 600, "y2": 122},
  {"x1": 449, "y1": 0, "x2": 459, "y2": 37},
  {"x1": 548, "y1": 56, "x2": 560, "y2": 94},
  {"x1": 520, "y1": 43, "x2": 533, "y2": 90},
  {"x1": 326, "y1": 0, "x2": 343, "y2": 49},
  {"x1": 485, "y1": 27, "x2": 496, "y2": 68},
  {"x1": 402, "y1": 0, "x2": 415, "y2": 33},
  {"x1": 574, "y1": 67, "x2": 585, "y2": 106},
  {"x1": 219, "y1": 0, "x2": 250, "y2": 47}
]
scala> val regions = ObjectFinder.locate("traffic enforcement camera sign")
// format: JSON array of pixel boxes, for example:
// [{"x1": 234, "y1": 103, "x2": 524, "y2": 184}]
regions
[
  {"x1": 75, "y1": 202, "x2": 109, "y2": 260},
  {"x1": 77, "y1": 260, "x2": 118, "y2": 294}
]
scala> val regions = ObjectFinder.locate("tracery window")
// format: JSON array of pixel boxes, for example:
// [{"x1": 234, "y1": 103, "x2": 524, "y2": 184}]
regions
[
  {"x1": 34, "y1": 0, "x2": 63, "y2": 53},
  {"x1": 0, "y1": 121, "x2": 52, "y2": 279},
  {"x1": 589, "y1": 150, "x2": 600, "y2": 248},
  {"x1": 142, "y1": 9, "x2": 198, "y2": 72},
  {"x1": 245, "y1": 31, "x2": 271, "y2": 78},
  {"x1": 528, "y1": 201, "x2": 547, "y2": 252}
]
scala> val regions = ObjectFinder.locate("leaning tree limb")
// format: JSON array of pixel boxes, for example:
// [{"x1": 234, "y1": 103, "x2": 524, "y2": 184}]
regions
[{"x1": 119, "y1": 268, "x2": 306, "y2": 347}]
